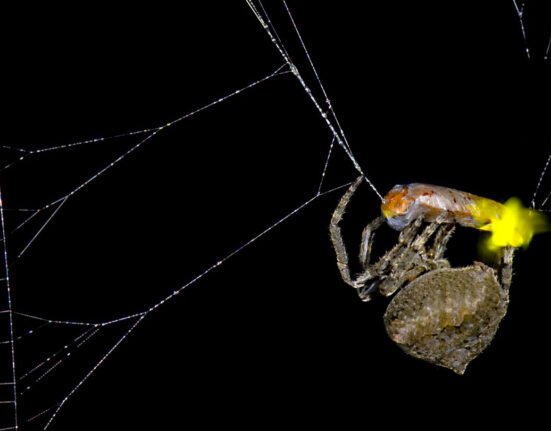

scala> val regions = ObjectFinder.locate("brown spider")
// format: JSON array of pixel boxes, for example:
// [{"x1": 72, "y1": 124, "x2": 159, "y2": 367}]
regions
[{"x1": 330, "y1": 176, "x2": 514, "y2": 373}]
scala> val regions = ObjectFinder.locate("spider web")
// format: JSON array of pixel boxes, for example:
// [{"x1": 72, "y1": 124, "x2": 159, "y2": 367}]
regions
[{"x1": 2, "y1": 1, "x2": 551, "y2": 430}]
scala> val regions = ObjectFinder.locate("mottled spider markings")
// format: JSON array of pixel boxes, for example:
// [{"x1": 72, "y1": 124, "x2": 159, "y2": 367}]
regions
[
  {"x1": 384, "y1": 262, "x2": 510, "y2": 375},
  {"x1": 330, "y1": 177, "x2": 548, "y2": 373}
]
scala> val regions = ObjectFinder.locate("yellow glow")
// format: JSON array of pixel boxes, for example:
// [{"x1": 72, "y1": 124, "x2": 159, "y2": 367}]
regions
[{"x1": 480, "y1": 197, "x2": 549, "y2": 251}]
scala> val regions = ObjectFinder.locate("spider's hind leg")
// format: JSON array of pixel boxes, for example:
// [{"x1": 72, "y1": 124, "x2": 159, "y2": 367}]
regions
[{"x1": 497, "y1": 245, "x2": 515, "y2": 291}]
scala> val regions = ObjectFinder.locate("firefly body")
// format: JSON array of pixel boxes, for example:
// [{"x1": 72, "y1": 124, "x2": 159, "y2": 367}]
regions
[
  {"x1": 381, "y1": 183, "x2": 547, "y2": 250},
  {"x1": 381, "y1": 183, "x2": 502, "y2": 231}
]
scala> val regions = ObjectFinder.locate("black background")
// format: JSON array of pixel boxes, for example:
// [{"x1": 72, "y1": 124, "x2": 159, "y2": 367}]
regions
[{"x1": 3, "y1": 1, "x2": 551, "y2": 430}]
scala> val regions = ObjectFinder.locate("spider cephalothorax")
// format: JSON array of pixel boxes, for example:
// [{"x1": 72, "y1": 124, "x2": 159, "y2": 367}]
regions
[{"x1": 330, "y1": 176, "x2": 517, "y2": 373}]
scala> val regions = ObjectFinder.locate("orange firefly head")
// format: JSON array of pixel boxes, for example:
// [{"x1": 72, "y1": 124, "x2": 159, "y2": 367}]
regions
[{"x1": 381, "y1": 185, "x2": 414, "y2": 219}]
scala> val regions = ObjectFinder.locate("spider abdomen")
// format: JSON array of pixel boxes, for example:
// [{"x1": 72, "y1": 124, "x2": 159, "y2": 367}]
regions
[{"x1": 383, "y1": 263, "x2": 508, "y2": 374}]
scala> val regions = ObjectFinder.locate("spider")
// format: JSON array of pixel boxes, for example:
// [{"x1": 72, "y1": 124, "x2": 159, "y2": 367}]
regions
[{"x1": 329, "y1": 176, "x2": 519, "y2": 373}]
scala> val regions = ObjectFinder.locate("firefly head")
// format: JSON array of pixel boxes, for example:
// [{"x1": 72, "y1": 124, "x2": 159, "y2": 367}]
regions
[{"x1": 381, "y1": 185, "x2": 415, "y2": 231}]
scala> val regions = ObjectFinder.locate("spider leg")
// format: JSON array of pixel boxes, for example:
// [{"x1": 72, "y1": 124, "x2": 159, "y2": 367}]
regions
[
  {"x1": 329, "y1": 176, "x2": 364, "y2": 288},
  {"x1": 411, "y1": 211, "x2": 450, "y2": 251},
  {"x1": 398, "y1": 215, "x2": 425, "y2": 246},
  {"x1": 359, "y1": 215, "x2": 385, "y2": 268},
  {"x1": 429, "y1": 224, "x2": 456, "y2": 260},
  {"x1": 378, "y1": 265, "x2": 429, "y2": 297},
  {"x1": 497, "y1": 245, "x2": 515, "y2": 291}
]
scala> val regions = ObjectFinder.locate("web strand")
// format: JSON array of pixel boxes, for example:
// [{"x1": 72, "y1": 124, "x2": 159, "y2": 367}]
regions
[
  {"x1": 0, "y1": 188, "x2": 18, "y2": 431},
  {"x1": 0, "y1": 3, "x2": 388, "y2": 426},
  {"x1": 7, "y1": 65, "x2": 287, "y2": 214},
  {"x1": 317, "y1": 137, "x2": 336, "y2": 195},
  {"x1": 12, "y1": 198, "x2": 67, "y2": 265},
  {"x1": 2, "y1": 65, "x2": 289, "y2": 274},
  {"x1": 512, "y1": 1, "x2": 530, "y2": 59},
  {"x1": 0, "y1": 62, "x2": 299, "y2": 428},
  {"x1": 43, "y1": 314, "x2": 144, "y2": 429},
  {"x1": 246, "y1": 0, "x2": 383, "y2": 201},
  {"x1": 3, "y1": 112, "x2": 353, "y2": 428},
  {"x1": 19, "y1": 326, "x2": 99, "y2": 390},
  {"x1": 531, "y1": 151, "x2": 551, "y2": 209},
  {"x1": 15, "y1": 179, "x2": 351, "y2": 428},
  {"x1": 281, "y1": 0, "x2": 355, "y2": 159},
  {"x1": 540, "y1": 189, "x2": 551, "y2": 209}
]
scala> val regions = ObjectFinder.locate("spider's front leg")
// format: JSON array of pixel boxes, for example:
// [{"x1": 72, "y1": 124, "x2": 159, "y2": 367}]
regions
[{"x1": 329, "y1": 176, "x2": 365, "y2": 289}]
